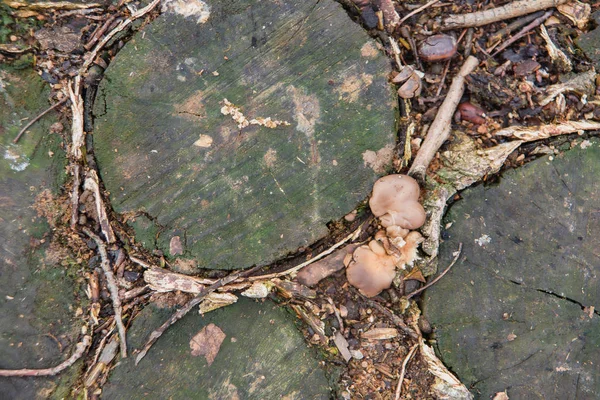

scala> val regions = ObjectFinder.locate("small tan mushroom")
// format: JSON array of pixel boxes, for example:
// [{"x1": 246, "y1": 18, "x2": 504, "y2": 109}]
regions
[
  {"x1": 379, "y1": 200, "x2": 426, "y2": 229},
  {"x1": 369, "y1": 174, "x2": 426, "y2": 230},
  {"x1": 369, "y1": 174, "x2": 421, "y2": 217},
  {"x1": 346, "y1": 241, "x2": 396, "y2": 297}
]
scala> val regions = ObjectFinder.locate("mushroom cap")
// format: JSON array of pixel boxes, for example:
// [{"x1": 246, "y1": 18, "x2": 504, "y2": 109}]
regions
[
  {"x1": 346, "y1": 244, "x2": 396, "y2": 297},
  {"x1": 379, "y1": 200, "x2": 426, "y2": 230},
  {"x1": 369, "y1": 174, "x2": 421, "y2": 217}
]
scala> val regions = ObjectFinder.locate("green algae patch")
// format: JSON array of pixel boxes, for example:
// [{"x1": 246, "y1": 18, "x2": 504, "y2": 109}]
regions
[
  {"x1": 422, "y1": 139, "x2": 600, "y2": 399},
  {"x1": 103, "y1": 298, "x2": 331, "y2": 399},
  {"x1": 93, "y1": 0, "x2": 397, "y2": 270},
  {"x1": 0, "y1": 61, "x2": 82, "y2": 399}
]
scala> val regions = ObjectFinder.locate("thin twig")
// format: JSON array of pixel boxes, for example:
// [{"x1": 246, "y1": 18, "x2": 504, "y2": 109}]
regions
[
  {"x1": 441, "y1": 0, "x2": 567, "y2": 30},
  {"x1": 486, "y1": 10, "x2": 545, "y2": 48},
  {"x1": 399, "y1": 0, "x2": 440, "y2": 25},
  {"x1": 406, "y1": 243, "x2": 462, "y2": 299},
  {"x1": 248, "y1": 225, "x2": 362, "y2": 281},
  {"x1": 491, "y1": 10, "x2": 553, "y2": 57},
  {"x1": 83, "y1": 228, "x2": 128, "y2": 358},
  {"x1": 394, "y1": 343, "x2": 419, "y2": 400},
  {"x1": 408, "y1": 56, "x2": 479, "y2": 180},
  {"x1": 80, "y1": 0, "x2": 161, "y2": 73},
  {"x1": 351, "y1": 288, "x2": 419, "y2": 339},
  {"x1": 70, "y1": 164, "x2": 80, "y2": 228},
  {"x1": 4, "y1": 1, "x2": 102, "y2": 10},
  {"x1": 13, "y1": 97, "x2": 68, "y2": 144},
  {"x1": 0, "y1": 335, "x2": 91, "y2": 377},
  {"x1": 135, "y1": 265, "x2": 263, "y2": 365},
  {"x1": 84, "y1": 170, "x2": 116, "y2": 243}
]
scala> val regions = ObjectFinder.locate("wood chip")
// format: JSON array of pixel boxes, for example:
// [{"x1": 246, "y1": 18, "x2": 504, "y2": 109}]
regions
[{"x1": 361, "y1": 328, "x2": 398, "y2": 340}]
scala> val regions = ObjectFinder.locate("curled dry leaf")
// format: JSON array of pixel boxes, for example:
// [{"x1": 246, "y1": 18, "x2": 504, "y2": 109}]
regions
[
  {"x1": 557, "y1": 0, "x2": 591, "y2": 29},
  {"x1": 240, "y1": 281, "x2": 274, "y2": 298},
  {"x1": 397, "y1": 73, "x2": 422, "y2": 99},
  {"x1": 198, "y1": 292, "x2": 237, "y2": 314},
  {"x1": 189, "y1": 323, "x2": 226, "y2": 366}
]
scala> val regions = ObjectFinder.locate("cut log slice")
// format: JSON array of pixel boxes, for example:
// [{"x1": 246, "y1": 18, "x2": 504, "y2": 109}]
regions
[
  {"x1": 0, "y1": 61, "x2": 81, "y2": 397},
  {"x1": 422, "y1": 139, "x2": 600, "y2": 399},
  {"x1": 93, "y1": 0, "x2": 397, "y2": 270}
]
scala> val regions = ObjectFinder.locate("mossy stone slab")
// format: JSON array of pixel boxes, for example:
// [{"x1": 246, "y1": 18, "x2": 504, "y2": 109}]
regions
[
  {"x1": 103, "y1": 298, "x2": 330, "y2": 399},
  {"x1": 93, "y1": 0, "x2": 396, "y2": 270},
  {"x1": 422, "y1": 140, "x2": 600, "y2": 399},
  {"x1": 0, "y1": 63, "x2": 81, "y2": 399}
]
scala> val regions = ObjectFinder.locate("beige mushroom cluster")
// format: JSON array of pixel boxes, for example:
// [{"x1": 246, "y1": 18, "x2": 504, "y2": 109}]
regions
[{"x1": 346, "y1": 175, "x2": 426, "y2": 297}]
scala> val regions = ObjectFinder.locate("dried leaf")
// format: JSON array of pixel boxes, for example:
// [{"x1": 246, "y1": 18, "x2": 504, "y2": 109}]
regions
[
  {"x1": 557, "y1": 0, "x2": 591, "y2": 29},
  {"x1": 189, "y1": 323, "x2": 226, "y2": 366},
  {"x1": 361, "y1": 328, "x2": 398, "y2": 340},
  {"x1": 404, "y1": 267, "x2": 426, "y2": 283},
  {"x1": 198, "y1": 293, "x2": 237, "y2": 314}
]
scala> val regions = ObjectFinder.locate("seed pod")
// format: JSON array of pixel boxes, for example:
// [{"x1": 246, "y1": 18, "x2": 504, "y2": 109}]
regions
[
  {"x1": 418, "y1": 34, "x2": 457, "y2": 62},
  {"x1": 457, "y1": 102, "x2": 486, "y2": 125}
]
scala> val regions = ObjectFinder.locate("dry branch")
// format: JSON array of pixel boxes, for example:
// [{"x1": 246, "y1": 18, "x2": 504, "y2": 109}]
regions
[
  {"x1": 408, "y1": 56, "x2": 479, "y2": 179},
  {"x1": 490, "y1": 10, "x2": 553, "y2": 57},
  {"x1": 80, "y1": 0, "x2": 161, "y2": 73},
  {"x1": 70, "y1": 164, "x2": 80, "y2": 228},
  {"x1": 13, "y1": 97, "x2": 68, "y2": 144},
  {"x1": 494, "y1": 120, "x2": 600, "y2": 142},
  {"x1": 135, "y1": 265, "x2": 263, "y2": 365},
  {"x1": 406, "y1": 243, "x2": 462, "y2": 300},
  {"x1": 68, "y1": 78, "x2": 85, "y2": 160},
  {"x1": 0, "y1": 335, "x2": 90, "y2": 377},
  {"x1": 4, "y1": 1, "x2": 102, "y2": 10},
  {"x1": 442, "y1": 0, "x2": 568, "y2": 30},
  {"x1": 395, "y1": 343, "x2": 419, "y2": 400},
  {"x1": 83, "y1": 228, "x2": 127, "y2": 358},
  {"x1": 84, "y1": 170, "x2": 116, "y2": 243}
]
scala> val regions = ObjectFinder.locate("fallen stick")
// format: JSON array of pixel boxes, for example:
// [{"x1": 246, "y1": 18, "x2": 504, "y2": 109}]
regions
[
  {"x1": 4, "y1": 1, "x2": 102, "y2": 10},
  {"x1": 486, "y1": 10, "x2": 545, "y2": 47},
  {"x1": 408, "y1": 56, "x2": 479, "y2": 179},
  {"x1": 394, "y1": 343, "x2": 419, "y2": 400},
  {"x1": 68, "y1": 77, "x2": 85, "y2": 160},
  {"x1": 399, "y1": 0, "x2": 439, "y2": 25},
  {"x1": 406, "y1": 243, "x2": 462, "y2": 300},
  {"x1": 84, "y1": 170, "x2": 116, "y2": 243},
  {"x1": 70, "y1": 164, "x2": 80, "y2": 229},
  {"x1": 13, "y1": 97, "x2": 68, "y2": 144},
  {"x1": 490, "y1": 10, "x2": 553, "y2": 57},
  {"x1": 0, "y1": 335, "x2": 91, "y2": 377},
  {"x1": 441, "y1": 0, "x2": 568, "y2": 30},
  {"x1": 351, "y1": 288, "x2": 419, "y2": 339},
  {"x1": 83, "y1": 228, "x2": 127, "y2": 358},
  {"x1": 80, "y1": 0, "x2": 161, "y2": 73},
  {"x1": 248, "y1": 225, "x2": 363, "y2": 281},
  {"x1": 494, "y1": 120, "x2": 600, "y2": 142},
  {"x1": 135, "y1": 265, "x2": 263, "y2": 365}
]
